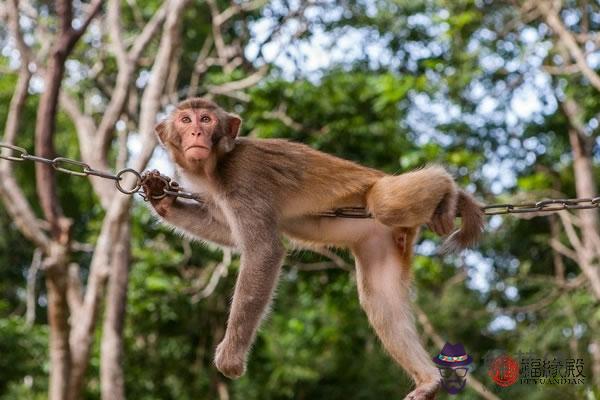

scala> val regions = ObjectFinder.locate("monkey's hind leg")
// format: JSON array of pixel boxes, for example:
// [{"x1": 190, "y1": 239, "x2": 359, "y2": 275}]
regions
[
  {"x1": 352, "y1": 225, "x2": 439, "y2": 400},
  {"x1": 366, "y1": 166, "x2": 457, "y2": 235}
]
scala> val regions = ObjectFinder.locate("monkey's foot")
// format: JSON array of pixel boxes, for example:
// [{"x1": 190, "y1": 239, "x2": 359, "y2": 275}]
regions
[
  {"x1": 215, "y1": 340, "x2": 246, "y2": 379},
  {"x1": 404, "y1": 381, "x2": 439, "y2": 400},
  {"x1": 428, "y1": 194, "x2": 456, "y2": 236}
]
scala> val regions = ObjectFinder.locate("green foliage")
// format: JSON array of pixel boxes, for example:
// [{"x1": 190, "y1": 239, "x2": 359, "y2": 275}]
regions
[
  {"x1": 245, "y1": 70, "x2": 423, "y2": 171},
  {"x1": 0, "y1": 317, "x2": 49, "y2": 398},
  {"x1": 233, "y1": 271, "x2": 414, "y2": 399}
]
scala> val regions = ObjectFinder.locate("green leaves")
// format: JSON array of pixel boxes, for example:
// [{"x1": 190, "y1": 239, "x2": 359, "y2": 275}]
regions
[{"x1": 0, "y1": 318, "x2": 49, "y2": 397}]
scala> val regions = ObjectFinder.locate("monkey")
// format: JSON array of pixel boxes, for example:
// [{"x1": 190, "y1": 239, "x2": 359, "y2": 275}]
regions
[{"x1": 141, "y1": 97, "x2": 484, "y2": 400}]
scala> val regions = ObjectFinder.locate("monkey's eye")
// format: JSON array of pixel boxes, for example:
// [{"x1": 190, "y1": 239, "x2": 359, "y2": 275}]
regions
[
  {"x1": 181, "y1": 116, "x2": 191, "y2": 123},
  {"x1": 201, "y1": 115, "x2": 211, "y2": 123}
]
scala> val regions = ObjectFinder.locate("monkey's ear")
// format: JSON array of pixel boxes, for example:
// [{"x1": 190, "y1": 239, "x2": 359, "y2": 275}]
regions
[
  {"x1": 227, "y1": 114, "x2": 242, "y2": 138},
  {"x1": 155, "y1": 121, "x2": 167, "y2": 146}
]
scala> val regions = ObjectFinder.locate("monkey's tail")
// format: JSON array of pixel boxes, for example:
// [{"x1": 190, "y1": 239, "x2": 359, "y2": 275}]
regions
[{"x1": 439, "y1": 190, "x2": 485, "y2": 253}]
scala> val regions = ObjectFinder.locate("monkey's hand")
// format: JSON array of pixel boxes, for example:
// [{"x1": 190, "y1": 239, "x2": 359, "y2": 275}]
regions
[{"x1": 141, "y1": 169, "x2": 179, "y2": 217}]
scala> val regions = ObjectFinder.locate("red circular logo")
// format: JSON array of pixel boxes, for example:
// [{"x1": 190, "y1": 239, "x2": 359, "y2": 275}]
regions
[{"x1": 488, "y1": 354, "x2": 519, "y2": 387}]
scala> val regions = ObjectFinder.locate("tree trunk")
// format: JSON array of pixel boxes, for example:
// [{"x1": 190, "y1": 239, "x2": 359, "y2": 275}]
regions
[
  {"x1": 567, "y1": 126, "x2": 600, "y2": 299},
  {"x1": 100, "y1": 219, "x2": 131, "y2": 400},
  {"x1": 33, "y1": 2, "x2": 102, "y2": 397},
  {"x1": 34, "y1": 48, "x2": 67, "y2": 237},
  {"x1": 45, "y1": 269, "x2": 72, "y2": 400},
  {"x1": 591, "y1": 339, "x2": 600, "y2": 388}
]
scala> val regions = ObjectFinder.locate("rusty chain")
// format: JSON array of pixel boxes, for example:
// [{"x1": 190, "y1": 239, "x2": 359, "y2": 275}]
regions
[{"x1": 1, "y1": 142, "x2": 599, "y2": 218}]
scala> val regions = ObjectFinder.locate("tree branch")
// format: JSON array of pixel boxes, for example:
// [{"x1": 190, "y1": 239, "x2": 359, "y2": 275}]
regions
[
  {"x1": 45, "y1": 269, "x2": 72, "y2": 400},
  {"x1": 187, "y1": 36, "x2": 214, "y2": 97},
  {"x1": 66, "y1": 263, "x2": 84, "y2": 317},
  {"x1": 129, "y1": 0, "x2": 190, "y2": 177},
  {"x1": 549, "y1": 237, "x2": 578, "y2": 264},
  {"x1": 35, "y1": 0, "x2": 101, "y2": 239},
  {"x1": 294, "y1": 261, "x2": 344, "y2": 271},
  {"x1": 97, "y1": 1, "x2": 166, "y2": 159},
  {"x1": 537, "y1": 1, "x2": 600, "y2": 92},
  {"x1": 207, "y1": 65, "x2": 269, "y2": 95},
  {"x1": 558, "y1": 210, "x2": 600, "y2": 300},
  {"x1": 68, "y1": 2, "x2": 190, "y2": 395},
  {"x1": 129, "y1": 3, "x2": 168, "y2": 62},
  {"x1": 0, "y1": 0, "x2": 49, "y2": 250},
  {"x1": 557, "y1": 211, "x2": 584, "y2": 255},
  {"x1": 59, "y1": 92, "x2": 115, "y2": 209},
  {"x1": 66, "y1": 0, "x2": 103, "y2": 48},
  {"x1": 310, "y1": 247, "x2": 353, "y2": 271},
  {"x1": 214, "y1": 0, "x2": 267, "y2": 26},
  {"x1": 100, "y1": 219, "x2": 131, "y2": 400},
  {"x1": 26, "y1": 248, "x2": 42, "y2": 326},
  {"x1": 7, "y1": 0, "x2": 33, "y2": 63},
  {"x1": 192, "y1": 248, "x2": 233, "y2": 302},
  {"x1": 107, "y1": 0, "x2": 128, "y2": 67}
]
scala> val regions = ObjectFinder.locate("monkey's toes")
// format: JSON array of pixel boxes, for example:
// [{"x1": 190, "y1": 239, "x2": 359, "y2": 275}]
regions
[
  {"x1": 214, "y1": 342, "x2": 246, "y2": 379},
  {"x1": 429, "y1": 213, "x2": 454, "y2": 236}
]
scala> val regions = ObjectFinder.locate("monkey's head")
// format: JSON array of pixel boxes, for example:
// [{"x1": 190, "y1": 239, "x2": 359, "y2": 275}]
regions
[{"x1": 155, "y1": 98, "x2": 242, "y2": 167}]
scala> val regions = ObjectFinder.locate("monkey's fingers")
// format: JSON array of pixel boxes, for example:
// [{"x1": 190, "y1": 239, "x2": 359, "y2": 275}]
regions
[{"x1": 141, "y1": 170, "x2": 170, "y2": 199}]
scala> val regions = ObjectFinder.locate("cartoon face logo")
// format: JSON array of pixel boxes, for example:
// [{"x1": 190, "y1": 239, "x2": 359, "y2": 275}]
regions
[{"x1": 432, "y1": 342, "x2": 473, "y2": 395}]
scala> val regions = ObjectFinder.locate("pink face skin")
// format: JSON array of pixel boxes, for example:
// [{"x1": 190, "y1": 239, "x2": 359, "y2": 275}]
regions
[{"x1": 173, "y1": 108, "x2": 219, "y2": 162}]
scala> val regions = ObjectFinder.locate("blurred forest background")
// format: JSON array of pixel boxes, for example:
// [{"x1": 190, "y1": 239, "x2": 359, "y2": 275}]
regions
[{"x1": 0, "y1": 0, "x2": 599, "y2": 399}]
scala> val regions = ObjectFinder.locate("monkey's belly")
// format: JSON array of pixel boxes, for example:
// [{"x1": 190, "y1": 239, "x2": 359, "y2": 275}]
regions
[
  {"x1": 280, "y1": 192, "x2": 368, "y2": 220},
  {"x1": 282, "y1": 216, "x2": 384, "y2": 248}
]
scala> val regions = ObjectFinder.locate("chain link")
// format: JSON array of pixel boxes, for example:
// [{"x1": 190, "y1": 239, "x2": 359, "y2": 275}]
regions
[
  {"x1": 1, "y1": 143, "x2": 143, "y2": 196},
  {"x1": 2, "y1": 142, "x2": 599, "y2": 218},
  {"x1": 481, "y1": 197, "x2": 600, "y2": 215}
]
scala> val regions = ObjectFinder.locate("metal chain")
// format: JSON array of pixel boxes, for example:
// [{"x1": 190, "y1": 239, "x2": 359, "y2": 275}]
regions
[
  {"x1": 0, "y1": 143, "x2": 145, "y2": 196},
  {"x1": 1, "y1": 142, "x2": 599, "y2": 218},
  {"x1": 481, "y1": 198, "x2": 600, "y2": 215}
]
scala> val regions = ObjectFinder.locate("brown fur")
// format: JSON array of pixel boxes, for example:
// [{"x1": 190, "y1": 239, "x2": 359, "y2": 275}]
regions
[
  {"x1": 144, "y1": 98, "x2": 484, "y2": 399},
  {"x1": 367, "y1": 166, "x2": 455, "y2": 227}
]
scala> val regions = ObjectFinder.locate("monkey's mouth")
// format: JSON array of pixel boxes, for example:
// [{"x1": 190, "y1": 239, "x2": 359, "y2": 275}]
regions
[
  {"x1": 184, "y1": 145, "x2": 211, "y2": 161},
  {"x1": 185, "y1": 145, "x2": 209, "y2": 151}
]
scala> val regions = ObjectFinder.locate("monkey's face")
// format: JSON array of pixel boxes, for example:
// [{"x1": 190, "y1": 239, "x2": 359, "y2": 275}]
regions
[
  {"x1": 155, "y1": 100, "x2": 242, "y2": 169},
  {"x1": 174, "y1": 108, "x2": 219, "y2": 162}
]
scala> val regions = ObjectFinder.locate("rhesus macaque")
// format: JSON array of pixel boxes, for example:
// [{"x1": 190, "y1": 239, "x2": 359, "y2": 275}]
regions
[{"x1": 142, "y1": 98, "x2": 483, "y2": 400}]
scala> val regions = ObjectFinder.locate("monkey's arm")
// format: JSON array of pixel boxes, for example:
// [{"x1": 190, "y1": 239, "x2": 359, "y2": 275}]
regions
[
  {"x1": 214, "y1": 206, "x2": 285, "y2": 379},
  {"x1": 141, "y1": 171, "x2": 234, "y2": 247},
  {"x1": 157, "y1": 199, "x2": 235, "y2": 247}
]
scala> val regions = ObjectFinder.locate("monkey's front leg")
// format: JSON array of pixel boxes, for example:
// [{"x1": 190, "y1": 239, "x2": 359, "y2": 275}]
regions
[
  {"x1": 142, "y1": 170, "x2": 234, "y2": 247},
  {"x1": 159, "y1": 200, "x2": 235, "y2": 247},
  {"x1": 215, "y1": 213, "x2": 285, "y2": 379}
]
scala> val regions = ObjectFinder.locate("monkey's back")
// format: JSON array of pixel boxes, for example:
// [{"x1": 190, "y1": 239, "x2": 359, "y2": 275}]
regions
[{"x1": 216, "y1": 138, "x2": 384, "y2": 216}]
